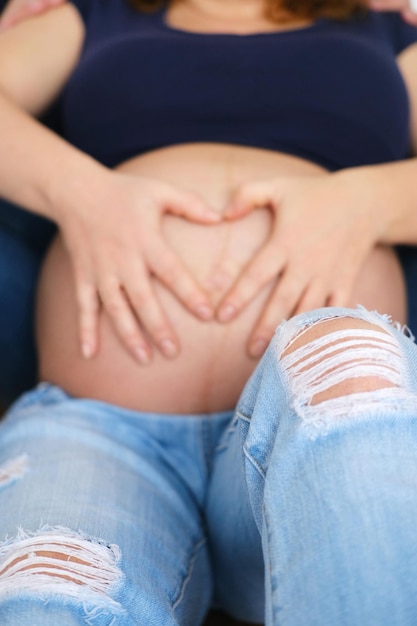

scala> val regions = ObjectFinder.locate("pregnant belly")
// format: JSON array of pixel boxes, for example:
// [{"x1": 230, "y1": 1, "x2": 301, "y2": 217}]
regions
[{"x1": 36, "y1": 143, "x2": 406, "y2": 413}]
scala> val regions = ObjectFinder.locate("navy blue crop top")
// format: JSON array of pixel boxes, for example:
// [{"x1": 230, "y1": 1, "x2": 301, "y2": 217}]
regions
[{"x1": 61, "y1": 1, "x2": 417, "y2": 171}]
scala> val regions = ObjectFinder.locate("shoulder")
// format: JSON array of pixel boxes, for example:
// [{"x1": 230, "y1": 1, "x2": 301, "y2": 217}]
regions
[{"x1": 366, "y1": 10, "x2": 417, "y2": 54}]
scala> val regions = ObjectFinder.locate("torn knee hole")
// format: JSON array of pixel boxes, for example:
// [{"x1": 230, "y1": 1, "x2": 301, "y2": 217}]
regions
[
  {"x1": 0, "y1": 531, "x2": 122, "y2": 598},
  {"x1": 2, "y1": 546, "x2": 94, "y2": 585},
  {"x1": 281, "y1": 317, "x2": 404, "y2": 408}
]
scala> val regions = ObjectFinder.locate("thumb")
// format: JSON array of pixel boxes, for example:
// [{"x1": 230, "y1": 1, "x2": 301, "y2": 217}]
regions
[
  {"x1": 224, "y1": 180, "x2": 281, "y2": 220},
  {"x1": 160, "y1": 186, "x2": 221, "y2": 224}
]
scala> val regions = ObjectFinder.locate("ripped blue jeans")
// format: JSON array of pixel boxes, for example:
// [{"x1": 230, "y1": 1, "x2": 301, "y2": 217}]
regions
[{"x1": 1, "y1": 306, "x2": 417, "y2": 625}]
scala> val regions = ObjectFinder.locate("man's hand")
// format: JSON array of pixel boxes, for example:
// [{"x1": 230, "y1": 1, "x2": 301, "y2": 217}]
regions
[
  {"x1": 0, "y1": 0, "x2": 65, "y2": 31},
  {"x1": 369, "y1": 0, "x2": 417, "y2": 25}
]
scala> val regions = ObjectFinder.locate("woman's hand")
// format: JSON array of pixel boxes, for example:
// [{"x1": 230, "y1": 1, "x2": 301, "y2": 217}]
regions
[
  {"x1": 369, "y1": 0, "x2": 417, "y2": 25},
  {"x1": 57, "y1": 170, "x2": 220, "y2": 364},
  {"x1": 216, "y1": 173, "x2": 382, "y2": 358}
]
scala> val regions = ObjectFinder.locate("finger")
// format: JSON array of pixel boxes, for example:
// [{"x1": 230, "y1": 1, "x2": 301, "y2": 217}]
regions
[
  {"x1": 326, "y1": 260, "x2": 361, "y2": 308},
  {"x1": 205, "y1": 256, "x2": 249, "y2": 298},
  {"x1": 121, "y1": 265, "x2": 181, "y2": 359},
  {"x1": 247, "y1": 314, "x2": 277, "y2": 360},
  {"x1": 206, "y1": 236, "x2": 259, "y2": 298},
  {"x1": 160, "y1": 186, "x2": 220, "y2": 224},
  {"x1": 217, "y1": 246, "x2": 286, "y2": 322},
  {"x1": 147, "y1": 240, "x2": 215, "y2": 321},
  {"x1": 292, "y1": 282, "x2": 329, "y2": 317},
  {"x1": 98, "y1": 274, "x2": 152, "y2": 365},
  {"x1": 327, "y1": 284, "x2": 354, "y2": 309},
  {"x1": 401, "y1": 8, "x2": 417, "y2": 23},
  {"x1": 368, "y1": 0, "x2": 409, "y2": 9},
  {"x1": 0, "y1": 0, "x2": 63, "y2": 29},
  {"x1": 247, "y1": 271, "x2": 308, "y2": 357},
  {"x1": 224, "y1": 180, "x2": 279, "y2": 219},
  {"x1": 0, "y1": 8, "x2": 33, "y2": 30},
  {"x1": 75, "y1": 278, "x2": 100, "y2": 360}
]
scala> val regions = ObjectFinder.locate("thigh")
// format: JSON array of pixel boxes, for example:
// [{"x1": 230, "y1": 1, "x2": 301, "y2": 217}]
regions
[
  {"x1": 0, "y1": 386, "x2": 212, "y2": 625},
  {"x1": 225, "y1": 307, "x2": 417, "y2": 626},
  {"x1": 206, "y1": 414, "x2": 265, "y2": 625},
  {"x1": 207, "y1": 304, "x2": 417, "y2": 626}
]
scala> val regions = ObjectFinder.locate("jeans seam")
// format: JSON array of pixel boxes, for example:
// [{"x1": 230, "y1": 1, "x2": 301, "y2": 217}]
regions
[
  {"x1": 213, "y1": 415, "x2": 239, "y2": 453},
  {"x1": 236, "y1": 411, "x2": 267, "y2": 480},
  {"x1": 171, "y1": 537, "x2": 207, "y2": 612},
  {"x1": 243, "y1": 443, "x2": 267, "y2": 480},
  {"x1": 201, "y1": 419, "x2": 212, "y2": 475},
  {"x1": 236, "y1": 410, "x2": 251, "y2": 423},
  {"x1": 263, "y1": 503, "x2": 277, "y2": 626}
]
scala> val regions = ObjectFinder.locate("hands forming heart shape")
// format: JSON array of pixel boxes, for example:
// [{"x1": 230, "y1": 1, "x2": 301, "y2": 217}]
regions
[
  {"x1": 54, "y1": 166, "x2": 383, "y2": 364},
  {"x1": 0, "y1": 0, "x2": 407, "y2": 362}
]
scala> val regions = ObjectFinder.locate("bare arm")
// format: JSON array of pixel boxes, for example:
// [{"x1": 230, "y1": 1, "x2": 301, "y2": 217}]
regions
[
  {"x1": 0, "y1": 4, "x2": 90, "y2": 215},
  {"x1": 216, "y1": 43, "x2": 417, "y2": 355},
  {"x1": 0, "y1": 6, "x2": 219, "y2": 363},
  {"x1": 346, "y1": 41, "x2": 417, "y2": 244}
]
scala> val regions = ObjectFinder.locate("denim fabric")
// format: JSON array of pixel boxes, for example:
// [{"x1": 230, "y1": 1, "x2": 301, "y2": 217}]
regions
[
  {"x1": 0, "y1": 384, "x2": 234, "y2": 625},
  {"x1": 2, "y1": 307, "x2": 417, "y2": 625}
]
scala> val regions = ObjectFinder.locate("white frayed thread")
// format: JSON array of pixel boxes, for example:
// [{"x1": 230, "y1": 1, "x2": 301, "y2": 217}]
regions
[
  {"x1": 280, "y1": 327, "x2": 416, "y2": 424},
  {"x1": 276, "y1": 307, "x2": 415, "y2": 355},
  {"x1": 0, "y1": 528, "x2": 124, "y2": 614},
  {"x1": 0, "y1": 455, "x2": 28, "y2": 489},
  {"x1": 282, "y1": 329, "x2": 403, "y2": 393}
]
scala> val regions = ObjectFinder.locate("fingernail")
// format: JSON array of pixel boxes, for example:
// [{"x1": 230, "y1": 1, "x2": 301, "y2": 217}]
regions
[
  {"x1": 82, "y1": 342, "x2": 93, "y2": 359},
  {"x1": 160, "y1": 338, "x2": 178, "y2": 358},
  {"x1": 134, "y1": 346, "x2": 151, "y2": 365},
  {"x1": 249, "y1": 338, "x2": 268, "y2": 358},
  {"x1": 218, "y1": 304, "x2": 237, "y2": 322},
  {"x1": 196, "y1": 304, "x2": 213, "y2": 320}
]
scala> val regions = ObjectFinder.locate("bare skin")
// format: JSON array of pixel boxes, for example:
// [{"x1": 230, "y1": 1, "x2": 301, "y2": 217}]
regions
[
  {"x1": 0, "y1": 0, "x2": 415, "y2": 414},
  {"x1": 369, "y1": 0, "x2": 417, "y2": 24},
  {"x1": 1, "y1": 0, "x2": 417, "y2": 30},
  {"x1": 37, "y1": 144, "x2": 406, "y2": 413}
]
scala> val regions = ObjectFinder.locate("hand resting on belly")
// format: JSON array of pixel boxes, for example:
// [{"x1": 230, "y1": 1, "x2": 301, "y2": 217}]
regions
[{"x1": 36, "y1": 144, "x2": 407, "y2": 413}]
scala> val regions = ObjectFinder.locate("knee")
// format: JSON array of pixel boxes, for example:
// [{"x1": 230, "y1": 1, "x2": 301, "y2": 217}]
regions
[
  {"x1": 0, "y1": 529, "x2": 125, "y2": 618},
  {"x1": 278, "y1": 312, "x2": 411, "y2": 423}
]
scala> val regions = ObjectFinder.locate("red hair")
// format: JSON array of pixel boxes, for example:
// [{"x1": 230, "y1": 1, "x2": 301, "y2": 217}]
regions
[{"x1": 127, "y1": 0, "x2": 367, "y2": 20}]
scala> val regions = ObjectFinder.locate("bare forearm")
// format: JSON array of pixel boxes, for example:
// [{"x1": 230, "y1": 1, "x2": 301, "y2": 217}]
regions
[
  {"x1": 0, "y1": 87, "x2": 106, "y2": 224},
  {"x1": 336, "y1": 158, "x2": 417, "y2": 246}
]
